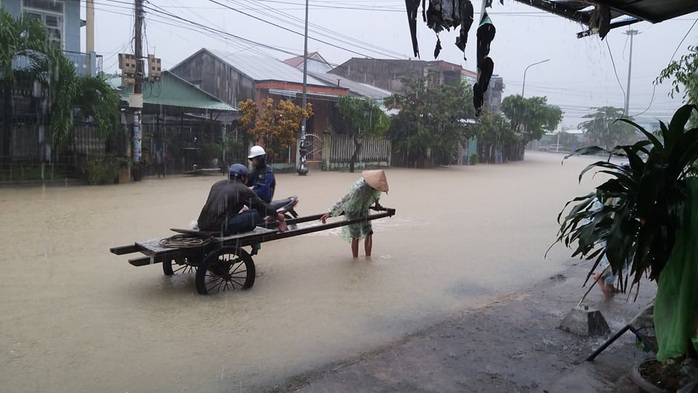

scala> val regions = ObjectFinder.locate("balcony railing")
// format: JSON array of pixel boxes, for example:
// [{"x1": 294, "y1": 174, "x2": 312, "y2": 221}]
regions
[
  {"x1": 11, "y1": 51, "x2": 103, "y2": 77},
  {"x1": 63, "y1": 51, "x2": 103, "y2": 77}
]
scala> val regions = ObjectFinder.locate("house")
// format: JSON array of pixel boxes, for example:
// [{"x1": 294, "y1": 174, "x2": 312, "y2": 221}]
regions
[
  {"x1": 109, "y1": 70, "x2": 238, "y2": 174},
  {"x1": 170, "y1": 48, "x2": 350, "y2": 167},
  {"x1": 1, "y1": 0, "x2": 101, "y2": 168},
  {"x1": 284, "y1": 52, "x2": 333, "y2": 73},
  {"x1": 308, "y1": 72, "x2": 393, "y2": 101},
  {"x1": 1, "y1": 0, "x2": 100, "y2": 76},
  {"x1": 328, "y1": 58, "x2": 466, "y2": 92},
  {"x1": 329, "y1": 58, "x2": 504, "y2": 112},
  {"x1": 487, "y1": 75, "x2": 504, "y2": 113}
]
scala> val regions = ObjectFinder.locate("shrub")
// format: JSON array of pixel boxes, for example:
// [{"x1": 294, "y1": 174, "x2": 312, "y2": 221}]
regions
[{"x1": 84, "y1": 155, "x2": 127, "y2": 185}]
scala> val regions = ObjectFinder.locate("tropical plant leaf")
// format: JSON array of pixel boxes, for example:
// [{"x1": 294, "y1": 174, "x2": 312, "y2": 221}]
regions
[
  {"x1": 668, "y1": 105, "x2": 697, "y2": 139},
  {"x1": 564, "y1": 145, "x2": 609, "y2": 159},
  {"x1": 578, "y1": 160, "x2": 622, "y2": 183},
  {"x1": 618, "y1": 118, "x2": 662, "y2": 148},
  {"x1": 554, "y1": 104, "x2": 698, "y2": 294}
]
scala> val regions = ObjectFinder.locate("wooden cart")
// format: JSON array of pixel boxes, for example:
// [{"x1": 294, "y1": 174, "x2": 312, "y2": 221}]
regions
[{"x1": 110, "y1": 207, "x2": 396, "y2": 295}]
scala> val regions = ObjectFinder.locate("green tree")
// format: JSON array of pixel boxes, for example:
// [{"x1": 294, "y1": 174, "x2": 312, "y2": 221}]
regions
[
  {"x1": 578, "y1": 106, "x2": 636, "y2": 149},
  {"x1": 0, "y1": 9, "x2": 52, "y2": 157},
  {"x1": 474, "y1": 109, "x2": 518, "y2": 163},
  {"x1": 500, "y1": 95, "x2": 563, "y2": 144},
  {"x1": 1, "y1": 9, "x2": 120, "y2": 157},
  {"x1": 657, "y1": 45, "x2": 698, "y2": 126},
  {"x1": 31, "y1": 53, "x2": 120, "y2": 150},
  {"x1": 385, "y1": 77, "x2": 475, "y2": 166},
  {"x1": 335, "y1": 96, "x2": 391, "y2": 172}
]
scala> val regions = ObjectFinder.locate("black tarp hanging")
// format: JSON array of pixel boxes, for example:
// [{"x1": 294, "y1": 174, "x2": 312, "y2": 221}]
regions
[
  {"x1": 405, "y1": 0, "x2": 474, "y2": 59},
  {"x1": 474, "y1": 12, "x2": 496, "y2": 116},
  {"x1": 404, "y1": 0, "x2": 495, "y2": 116},
  {"x1": 406, "y1": 0, "x2": 421, "y2": 57}
]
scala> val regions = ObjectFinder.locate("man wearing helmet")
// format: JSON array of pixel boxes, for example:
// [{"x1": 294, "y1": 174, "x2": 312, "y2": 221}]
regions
[
  {"x1": 246, "y1": 145, "x2": 276, "y2": 203},
  {"x1": 196, "y1": 163, "x2": 285, "y2": 236}
]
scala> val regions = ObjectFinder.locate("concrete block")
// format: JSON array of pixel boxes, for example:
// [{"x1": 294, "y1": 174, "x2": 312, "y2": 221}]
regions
[{"x1": 559, "y1": 306, "x2": 611, "y2": 337}]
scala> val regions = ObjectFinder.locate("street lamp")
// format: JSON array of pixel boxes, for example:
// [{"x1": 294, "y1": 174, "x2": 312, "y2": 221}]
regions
[{"x1": 521, "y1": 59, "x2": 550, "y2": 98}]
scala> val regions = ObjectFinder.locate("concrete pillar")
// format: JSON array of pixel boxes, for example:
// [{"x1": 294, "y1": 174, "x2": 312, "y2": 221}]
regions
[{"x1": 86, "y1": 0, "x2": 95, "y2": 76}]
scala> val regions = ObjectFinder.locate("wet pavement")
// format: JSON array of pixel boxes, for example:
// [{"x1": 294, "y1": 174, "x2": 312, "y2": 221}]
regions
[{"x1": 274, "y1": 261, "x2": 656, "y2": 392}]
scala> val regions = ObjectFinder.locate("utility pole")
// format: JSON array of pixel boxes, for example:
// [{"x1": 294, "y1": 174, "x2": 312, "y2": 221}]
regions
[
  {"x1": 86, "y1": 0, "x2": 95, "y2": 76},
  {"x1": 131, "y1": 0, "x2": 144, "y2": 181},
  {"x1": 117, "y1": 0, "x2": 158, "y2": 182},
  {"x1": 297, "y1": 0, "x2": 309, "y2": 175},
  {"x1": 623, "y1": 29, "x2": 638, "y2": 116}
]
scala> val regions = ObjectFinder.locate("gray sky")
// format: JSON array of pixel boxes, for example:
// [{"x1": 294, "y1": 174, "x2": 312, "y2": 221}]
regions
[{"x1": 85, "y1": 0, "x2": 698, "y2": 128}]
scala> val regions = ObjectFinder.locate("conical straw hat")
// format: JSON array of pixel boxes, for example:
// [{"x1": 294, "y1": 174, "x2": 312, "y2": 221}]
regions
[{"x1": 362, "y1": 170, "x2": 389, "y2": 192}]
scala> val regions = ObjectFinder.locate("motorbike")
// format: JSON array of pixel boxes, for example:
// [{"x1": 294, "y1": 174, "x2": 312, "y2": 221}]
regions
[{"x1": 268, "y1": 195, "x2": 300, "y2": 230}]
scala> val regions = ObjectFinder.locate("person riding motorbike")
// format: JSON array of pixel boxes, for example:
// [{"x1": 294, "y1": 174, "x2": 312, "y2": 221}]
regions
[
  {"x1": 196, "y1": 164, "x2": 285, "y2": 237},
  {"x1": 246, "y1": 145, "x2": 275, "y2": 203}
]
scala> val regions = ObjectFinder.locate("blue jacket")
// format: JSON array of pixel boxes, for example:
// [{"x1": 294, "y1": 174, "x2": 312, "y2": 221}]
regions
[{"x1": 247, "y1": 164, "x2": 276, "y2": 203}]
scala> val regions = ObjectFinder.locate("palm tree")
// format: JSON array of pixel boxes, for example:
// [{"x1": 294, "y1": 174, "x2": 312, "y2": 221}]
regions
[
  {"x1": 0, "y1": 9, "x2": 52, "y2": 157},
  {"x1": 1, "y1": 9, "x2": 120, "y2": 161},
  {"x1": 30, "y1": 50, "x2": 120, "y2": 151}
]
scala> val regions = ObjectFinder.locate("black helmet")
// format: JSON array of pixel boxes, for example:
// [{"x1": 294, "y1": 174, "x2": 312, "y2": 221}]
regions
[{"x1": 228, "y1": 164, "x2": 248, "y2": 179}]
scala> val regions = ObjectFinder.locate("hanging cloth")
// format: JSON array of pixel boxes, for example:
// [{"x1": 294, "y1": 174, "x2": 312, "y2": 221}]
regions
[
  {"x1": 473, "y1": 57, "x2": 494, "y2": 116},
  {"x1": 407, "y1": 0, "x2": 474, "y2": 58},
  {"x1": 405, "y1": 0, "x2": 422, "y2": 57},
  {"x1": 455, "y1": 0, "x2": 474, "y2": 56},
  {"x1": 476, "y1": 12, "x2": 496, "y2": 63},
  {"x1": 474, "y1": 12, "x2": 495, "y2": 116},
  {"x1": 655, "y1": 178, "x2": 698, "y2": 361}
]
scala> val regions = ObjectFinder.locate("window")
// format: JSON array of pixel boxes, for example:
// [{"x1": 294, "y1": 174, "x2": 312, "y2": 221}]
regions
[{"x1": 22, "y1": 0, "x2": 65, "y2": 48}]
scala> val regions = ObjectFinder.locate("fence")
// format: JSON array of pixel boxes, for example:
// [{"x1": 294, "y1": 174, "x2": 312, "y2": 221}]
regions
[
  {"x1": 323, "y1": 134, "x2": 391, "y2": 170},
  {"x1": 73, "y1": 126, "x2": 107, "y2": 156}
]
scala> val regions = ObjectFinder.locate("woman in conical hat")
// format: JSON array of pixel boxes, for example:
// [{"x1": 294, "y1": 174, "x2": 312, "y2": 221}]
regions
[{"x1": 320, "y1": 170, "x2": 389, "y2": 257}]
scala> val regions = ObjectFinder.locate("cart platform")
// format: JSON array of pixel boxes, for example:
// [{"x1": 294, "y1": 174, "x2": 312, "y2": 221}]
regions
[{"x1": 110, "y1": 207, "x2": 396, "y2": 294}]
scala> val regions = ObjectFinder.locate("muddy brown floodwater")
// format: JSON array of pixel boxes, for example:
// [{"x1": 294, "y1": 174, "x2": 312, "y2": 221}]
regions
[{"x1": 0, "y1": 152, "x2": 609, "y2": 392}]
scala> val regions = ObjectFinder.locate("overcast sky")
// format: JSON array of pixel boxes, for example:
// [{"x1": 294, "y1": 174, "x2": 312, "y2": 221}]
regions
[{"x1": 84, "y1": 0, "x2": 698, "y2": 128}]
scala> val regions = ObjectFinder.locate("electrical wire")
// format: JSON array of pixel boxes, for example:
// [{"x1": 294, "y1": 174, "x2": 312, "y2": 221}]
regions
[
  {"x1": 208, "y1": 0, "x2": 402, "y2": 59},
  {"x1": 605, "y1": 38, "x2": 626, "y2": 106},
  {"x1": 669, "y1": 17, "x2": 698, "y2": 63},
  {"x1": 142, "y1": 2, "x2": 302, "y2": 57},
  {"x1": 243, "y1": 0, "x2": 407, "y2": 59},
  {"x1": 632, "y1": 17, "x2": 697, "y2": 117},
  {"x1": 145, "y1": 0, "x2": 418, "y2": 71}
]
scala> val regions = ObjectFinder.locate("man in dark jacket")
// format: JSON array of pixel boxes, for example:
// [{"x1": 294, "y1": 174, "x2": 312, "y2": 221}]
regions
[
  {"x1": 246, "y1": 145, "x2": 276, "y2": 203},
  {"x1": 197, "y1": 164, "x2": 284, "y2": 236}
]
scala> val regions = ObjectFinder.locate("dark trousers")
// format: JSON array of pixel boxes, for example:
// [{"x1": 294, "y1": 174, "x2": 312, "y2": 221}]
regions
[{"x1": 225, "y1": 210, "x2": 262, "y2": 236}]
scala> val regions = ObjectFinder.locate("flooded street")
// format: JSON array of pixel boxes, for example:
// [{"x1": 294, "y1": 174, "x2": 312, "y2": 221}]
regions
[{"x1": 1, "y1": 152, "x2": 604, "y2": 392}]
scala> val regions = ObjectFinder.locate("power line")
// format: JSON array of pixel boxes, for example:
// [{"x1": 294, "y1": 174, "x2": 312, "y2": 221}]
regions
[
  {"x1": 633, "y1": 16, "x2": 697, "y2": 117},
  {"x1": 244, "y1": 0, "x2": 407, "y2": 59},
  {"x1": 142, "y1": 2, "x2": 303, "y2": 57},
  {"x1": 208, "y1": 0, "x2": 402, "y2": 59},
  {"x1": 669, "y1": 17, "x2": 698, "y2": 62},
  {"x1": 605, "y1": 38, "x2": 626, "y2": 106}
]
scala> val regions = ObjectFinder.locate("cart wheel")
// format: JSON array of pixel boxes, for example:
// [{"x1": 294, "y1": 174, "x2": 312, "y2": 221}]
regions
[
  {"x1": 195, "y1": 247, "x2": 255, "y2": 295},
  {"x1": 163, "y1": 258, "x2": 195, "y2": 276}
]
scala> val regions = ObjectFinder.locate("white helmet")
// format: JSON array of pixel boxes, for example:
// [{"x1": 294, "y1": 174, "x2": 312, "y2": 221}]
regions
[{"x1": 248, "y1": 145, "x2": 266, "y2": 159}]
